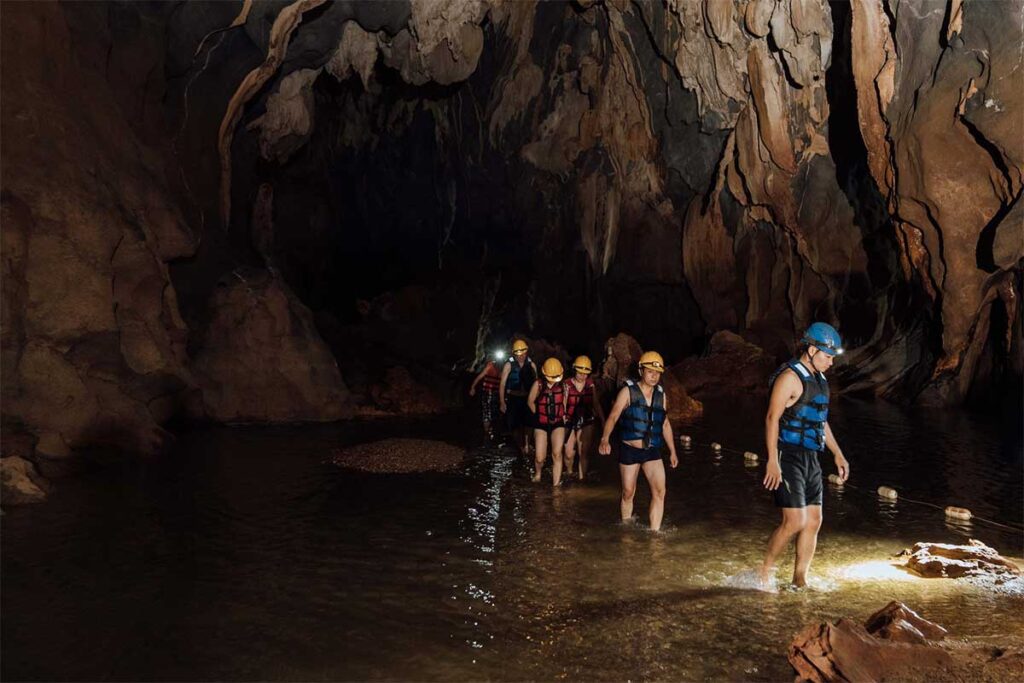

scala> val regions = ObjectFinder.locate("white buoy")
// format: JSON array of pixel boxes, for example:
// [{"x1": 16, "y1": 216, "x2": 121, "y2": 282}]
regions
[
  {"x1": 710, "y1": 442, "x2": 722, "y2": 452},
  {"x1": 877, "y1": 486, "x2": 898, "y2": 500},
  {"x1": 944, "y1": 506, "x2": 972, "y2": 521},
  {"x1": 827, "y1": 473, "x2": 844, "y2": 486},
  {"x1": 743, "y1": 451, "x2": 758, "y2": 462}
]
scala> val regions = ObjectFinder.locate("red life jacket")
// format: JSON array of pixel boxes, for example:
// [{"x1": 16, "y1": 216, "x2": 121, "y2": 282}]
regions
[
  {"x1": 565, "y1": 376, "x2": 595, "y2": 423},
  {"x1": 480, "y1": 362, "x2": 500, "y2": 393},
  {"x1": 536, "y1": 380, "x2": 566, "y2": 426}
]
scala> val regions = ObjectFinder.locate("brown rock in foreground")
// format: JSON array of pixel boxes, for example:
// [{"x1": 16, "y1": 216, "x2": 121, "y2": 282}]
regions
[
  {"x1": 864, "y1": 601, "x2": 948, "y2": 644},
  {"x1": 331, "y1": 438, "x2": 465, "y2": 473},
  {"x1": 790, "y1": 601, "x2": 1024, "y2": 682},
  {"x1": 671, "y1": 331, "x2": 778, "y2": 398},
  {"x1": 900, "y1": 539, "x2": 1022, "y2": 579},
  {"x1": 189, "y1": 269, "x2": 353, "y2": 423}
]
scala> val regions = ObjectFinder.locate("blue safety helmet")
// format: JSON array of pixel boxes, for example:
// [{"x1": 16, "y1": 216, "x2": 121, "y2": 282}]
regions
[{"x1": 802, "y1": 322, "x2": 844, "y2": 356}]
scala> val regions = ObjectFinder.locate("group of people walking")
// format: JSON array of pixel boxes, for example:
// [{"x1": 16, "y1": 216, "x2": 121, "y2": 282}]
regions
[{"x1": 469, "y1": 323, "x2": 852, "y2": 587}]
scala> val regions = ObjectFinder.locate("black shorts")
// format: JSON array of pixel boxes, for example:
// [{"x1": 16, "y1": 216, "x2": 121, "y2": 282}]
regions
[
  {"x1": 505, "y1": 396, "x2": 531, "y2": 430},
  {"x1": 618, "y1": 443, "x2": 662, "y2": 466},
  {"x1": 533, "y1": 423, "x2": 566, "y2": 437},
  {"x1": 774, "y1": 447, "x2": 823, "y2": 508}
]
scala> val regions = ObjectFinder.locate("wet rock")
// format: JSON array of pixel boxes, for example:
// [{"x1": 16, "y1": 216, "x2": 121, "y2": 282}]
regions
[
  {"x1": 331, "y1": 438, "x2": 465, "y2": 473},
  {"x1": 368, "y1": 367, "x2": 444, "y2": 416},
  {"x1": 899, "y1": 540, "x2": 1022, "y2": 579},
  {"x1": 864, "y1": 601, "x2": 948, "y2": 644},
  {"x1": 672, "y1": 331, "x2": 777, "y2": 398},
  {"x1": 789, "y1": 601, "x2": 1024, "y2": 682},
  {"x1": 1, "y1": 456, "x2": 49, "y2": 505},
  {"x1": 189, "y1": 269, "x2": 353, "y2": 423}
]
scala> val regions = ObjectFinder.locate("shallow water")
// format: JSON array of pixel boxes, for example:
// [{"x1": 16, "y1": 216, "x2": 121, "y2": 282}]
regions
[{"x1": 3, "y1": 398, "x2": 1022, "y2": 681}]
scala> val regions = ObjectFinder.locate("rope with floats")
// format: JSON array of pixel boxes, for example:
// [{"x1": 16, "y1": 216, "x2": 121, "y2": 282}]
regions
[{"x1": 676, "y1": 435, "x2": 1024, "y2": 535}]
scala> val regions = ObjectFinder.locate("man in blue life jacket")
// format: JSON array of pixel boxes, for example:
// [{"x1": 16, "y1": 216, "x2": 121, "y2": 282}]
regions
[
  {"x1": 759, "y1": 323, "x2": 850, "y2": 588},
  {"x1": 598, "y1": 351, "x2": 679, "y2": 531},
  {"x1": 499, "y1": 339, "x2": 538, "y2": 455}
]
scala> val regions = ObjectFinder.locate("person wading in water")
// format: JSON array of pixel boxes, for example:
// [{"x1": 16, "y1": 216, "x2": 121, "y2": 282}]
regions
[
  {"x1": 598, "y1": 351, "x2": 679, "y2": 531},
  {"x1": 499, "y1": 339, "x2": 537, "y2": 455},
  {"x1": 759, "y1": 323, "x2": 850, "y2": 588},
  {"x1": 469, "y1": 349, "x2": 505, "y2": 444},
  {"x1": 563, "y1": 355, "x2": 604, "y2": 481},
  {"x1": 527, "y1": 358, "x2": 569, "y2": 485}
]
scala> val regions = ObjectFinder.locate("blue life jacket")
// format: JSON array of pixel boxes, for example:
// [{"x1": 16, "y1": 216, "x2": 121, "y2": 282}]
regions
[
  {"x1": 620, "y1": 380, "x2": 665, "y2": 449},
  {"x1": 505, "y1": 357, "x2": 536, "y2": 396},
  {"x1": 769, "y1": 359, "x2": 829, "y2": 451}
]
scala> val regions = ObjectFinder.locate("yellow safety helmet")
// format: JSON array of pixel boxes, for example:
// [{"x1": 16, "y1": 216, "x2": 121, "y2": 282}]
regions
[
  {"x1": 541, "y1": 357, "x2": 564, "y2": 381},
  {"x1": 512, "y1": 339, "x2": 529, "y2": 355},
  {"x1": 572, "y1": 355, "x2": 592, "y2": 374},
  {"x1": 638, "y1": 351, "x2": 666, "y2": 373}
]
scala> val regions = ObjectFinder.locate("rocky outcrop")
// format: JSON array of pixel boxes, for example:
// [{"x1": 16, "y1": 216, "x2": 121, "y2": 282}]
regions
[
  {"x1": 0, "y1": 456, "x2": 49, "y2": 505},
  {"x1": 671, "y1": 331, "x2": 778, "y2": 397},
  {"x1": 789, "y1": 601, "x2": 1024, "y2": 682},
  {"x1": 848, "y1": 0, "x2": 1023, "y2": 405},
  {"x1": 189, "y1": 269, "x2": 353, "y2": 423},
  {"x1": 1, "y1": 2, "x2": 196, "y2": 458},
  {"x1": 899, "y1": 539, "x2": 1022, "y2": 579}
]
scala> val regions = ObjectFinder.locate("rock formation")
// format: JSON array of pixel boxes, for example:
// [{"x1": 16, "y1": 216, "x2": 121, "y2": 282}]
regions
[
  {"x1": 188, "y1": 268, "x2": 352, "y2": 423},
  {"x1": 899, "y1": 539, "x2": 1022, "y2": 579},
  {"x1": 789, "y1": 601, "x2": 1024, "y2": 682},
  {"x1": 1, "y1": 0, "x2": 1020, "y2": 464}
]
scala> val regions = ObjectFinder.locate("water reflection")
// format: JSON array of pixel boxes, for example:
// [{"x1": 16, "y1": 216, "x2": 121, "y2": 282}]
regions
[{"x1": 2, "y1": 402, "x2": 1022, "y2": 681}]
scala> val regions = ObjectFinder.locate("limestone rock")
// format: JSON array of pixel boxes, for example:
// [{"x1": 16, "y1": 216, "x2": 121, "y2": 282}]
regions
[
  {"x1": 1, "y1": 2, "x2": 195, "y2": 457},
  {"x1": 600, "y1": 334, "x2": 643, "y2": 388},
  {"x1": 190, "y1": 269, "x2": 353, "y2": 423},
  {"x1": 789, "y1": 602, "x2": 1024, "y2": 682},
  {"x1": 900, "y1": 540, "x2": 1022, "y2": 579},
  {"x1": 672, "y1": 331, "x2": 777, "y2": 397}
]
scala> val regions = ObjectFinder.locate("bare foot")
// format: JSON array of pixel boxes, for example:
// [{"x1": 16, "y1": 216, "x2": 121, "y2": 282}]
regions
[
  {"x1": 792, "y1": 576, "x2": 808, "y2": 589},
  {"x1": 530, "y1": 473, "x2": 541, "y2": 483}
]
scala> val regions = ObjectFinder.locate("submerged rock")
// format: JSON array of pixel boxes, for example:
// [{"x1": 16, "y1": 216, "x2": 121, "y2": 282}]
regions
[
  {"x1": 899, "y1": 540, "x2": 1022, "y2": 579},
  {"x1": 331, "y1": 438, "x2": 465, "y2": 473},
  {"x1": 789, "y1": 601, "x2": 1024, "y2": 682}
]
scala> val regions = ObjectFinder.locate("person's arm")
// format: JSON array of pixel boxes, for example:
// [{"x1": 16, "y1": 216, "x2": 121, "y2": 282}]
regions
[
  {"x1": 469, "y1": 366, "x2": 488, "y2": 396},
  {"x1": 498, "y1": 363, "x2": 511, "y2": 413},
  {"x1": 763, "y1": 371, "x2": 800, "y2": 491},
  {"x1": 561, "y1": 383, "x2": 569, "y2": 422},
  {"x1": 527, "y1": 381, "x2": 540, "y2": 414},
  {"x1": 661, "y1": 395, "x2": 678, "y2": 469},
  {"x1": 598, "y1": 387, "x2": 630, "y2": 455},
  {"x1": 824, "y1": 422, "x2": 849, "y2": 481}
]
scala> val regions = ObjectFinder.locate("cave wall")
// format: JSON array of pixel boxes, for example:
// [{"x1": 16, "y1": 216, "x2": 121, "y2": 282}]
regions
[{"x1": 1, "y1": 0, "x2": 1021, "y2": 463}]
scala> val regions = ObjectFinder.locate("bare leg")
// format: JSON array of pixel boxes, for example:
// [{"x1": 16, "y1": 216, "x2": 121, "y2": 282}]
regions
[
  {"x1": 619, "y1": 463, "x2": 640, "y2": 522},
  {"x1": 532, "y1": 429, "x2": 548, "y2": 482},
  {"x1": 578, "y1": 425, "x2": 594, "y2": 480},
  {"x1": 641, "y1": 458, "x2": 667, "y2": 531},
  {"x1": 550, "y1": 428, "x2": 567, "y2": 486},
  {"x1": 759, "y1": 508, "x2": 807, "y2": 585},
  {"x1": 564, "y1": 428, "x2": 578, "y2": 478},
  {"x1": 793, "y1": 506, "x2": 823, "y2": 587}
]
